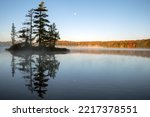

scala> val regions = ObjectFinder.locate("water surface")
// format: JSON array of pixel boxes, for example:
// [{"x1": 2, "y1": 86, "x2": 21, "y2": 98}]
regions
[{"x1": 0, "y1": 46, "x2": 150, "y2": 100}]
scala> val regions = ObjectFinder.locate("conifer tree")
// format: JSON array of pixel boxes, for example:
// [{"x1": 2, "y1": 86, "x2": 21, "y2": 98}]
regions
[
  {"x1": 18, "y1": 28, "x2": 30, "y2": 46},
  {"x1": 47, "y1": 23, "x2": 60, "y2": 48},
  {"x1": 24, "y1": 9, "x2": 34, "y2": 46},
  {"x1": 33, "y1": 1, "x2": 50, "y2": 47},
  {"x1": 11, "y1": 23, "x2": 16, "y2": 45}
]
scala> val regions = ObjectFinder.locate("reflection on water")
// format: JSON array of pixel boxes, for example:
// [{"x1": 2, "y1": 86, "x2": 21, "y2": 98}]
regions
[
  {"x1": 70, "y1": 47, "x2": 150, "y2": 58},
  {"x1": 0, "y1": 46, "x2": 150, "y2": 100},
  {"x1": 11, "y1": 51, "x2": 60, "y2": 98}
]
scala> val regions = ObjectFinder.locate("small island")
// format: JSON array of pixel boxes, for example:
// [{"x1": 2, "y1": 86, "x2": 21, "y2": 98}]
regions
[{"x1": 7, "y1": 1, "x2": 69, "y2": 53}]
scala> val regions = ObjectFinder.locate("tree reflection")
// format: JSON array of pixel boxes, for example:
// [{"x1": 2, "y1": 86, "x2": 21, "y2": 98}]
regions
[
  {"x1": 11, "y1": 55, "x2": 16, "y2": 77},
  {"x1": 10, "y1": 52, "x2": 60, "y2": 98}
]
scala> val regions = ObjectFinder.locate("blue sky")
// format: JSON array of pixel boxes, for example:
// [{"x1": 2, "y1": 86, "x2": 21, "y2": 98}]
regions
[{"x1": 0, "y1": 0, "x2": 150, "y2": 41}]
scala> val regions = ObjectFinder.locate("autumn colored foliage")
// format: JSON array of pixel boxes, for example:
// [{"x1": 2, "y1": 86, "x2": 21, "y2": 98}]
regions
[{"x1": 57, "y1": 39, "x2": 150, "y2": 48}]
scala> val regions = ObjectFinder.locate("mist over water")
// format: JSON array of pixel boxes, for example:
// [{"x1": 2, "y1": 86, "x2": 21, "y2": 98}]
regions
[{"x1": 0, "y1": 46, "x2": 150, "y2": 100}]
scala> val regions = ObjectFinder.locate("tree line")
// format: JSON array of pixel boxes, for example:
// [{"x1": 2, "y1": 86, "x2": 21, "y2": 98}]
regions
[{"x1": 57, "y1": 39, "x2": 150, "y2": 48}]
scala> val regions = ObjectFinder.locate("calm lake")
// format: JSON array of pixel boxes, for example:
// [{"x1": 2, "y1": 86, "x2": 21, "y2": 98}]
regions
[{"x1": 0, "y1": 46, "x2": 150, "y2": 100}]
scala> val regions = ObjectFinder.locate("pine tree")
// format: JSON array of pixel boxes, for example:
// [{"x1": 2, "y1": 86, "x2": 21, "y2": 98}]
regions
[
  {"x1": 18, "y1": 28, "x2": 30, "y2": 46},
  {"x1": 33, "y1": 1, "x2": 50, "y2": 47},
  {"x1": 11, "y1": 23, "x2": 16, "y2": 45},
  {"x1": 24, "y1": 9, "x2": 34, "y2": 46},
  {"x1": 47, "y1": 23, "x2": 60, "y2": 48}
]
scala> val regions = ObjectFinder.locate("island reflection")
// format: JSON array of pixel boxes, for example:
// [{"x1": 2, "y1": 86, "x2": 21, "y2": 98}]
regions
[
  {"x1": 11, "y1": 51, "x2": 60, "y2": 98},
  {"x1": 3, "y1": 47, "x2": 150, "y2": 100}
]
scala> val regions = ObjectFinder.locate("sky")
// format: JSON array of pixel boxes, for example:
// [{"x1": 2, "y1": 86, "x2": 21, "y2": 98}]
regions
[{"x1": 0, "y1": 0, "x2": 150, "y2": 42}]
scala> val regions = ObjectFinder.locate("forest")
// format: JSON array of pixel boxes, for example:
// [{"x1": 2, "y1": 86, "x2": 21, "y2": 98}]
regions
[{"x1": 56, "y1": 39, "x2": 150, "y2": 48}]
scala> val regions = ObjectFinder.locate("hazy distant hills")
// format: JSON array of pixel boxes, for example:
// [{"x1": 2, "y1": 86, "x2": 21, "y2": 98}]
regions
[{"x1": 0, "y1": 41, "x2": 11, "y2": 46}]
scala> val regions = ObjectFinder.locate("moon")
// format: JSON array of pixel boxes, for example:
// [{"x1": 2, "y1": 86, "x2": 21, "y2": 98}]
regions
[{"x1": 73, "y1": 12, "x2": 77, "y2": 16}]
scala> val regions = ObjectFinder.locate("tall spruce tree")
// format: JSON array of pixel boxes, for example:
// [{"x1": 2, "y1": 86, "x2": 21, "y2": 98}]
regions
[
  {"x1": 11, "y1": 23, "x2": 16, "y2": 45},
  {"x1": 33, "y1": 1, "x2": 50, "y2": 47},
  {"x1": 24, "y1": 9, "x2": 34, "y2": 46}
]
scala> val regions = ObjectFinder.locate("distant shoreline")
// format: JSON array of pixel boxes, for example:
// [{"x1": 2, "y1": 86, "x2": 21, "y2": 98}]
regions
[
  {"x1": 1, "y1": 39, "x2": 150, "y2": 48},
  {"x1": 0, "y1": 41, "x2": 11, "y2": 46},
  {"x1": 56, "y1": 39, "x2": 150, "y2": 48}
]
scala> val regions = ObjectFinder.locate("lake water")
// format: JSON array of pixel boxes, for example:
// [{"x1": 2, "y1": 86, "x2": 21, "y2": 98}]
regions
[{"x1": 0, "y1": 46, "x2": 150, "y2": 100}]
